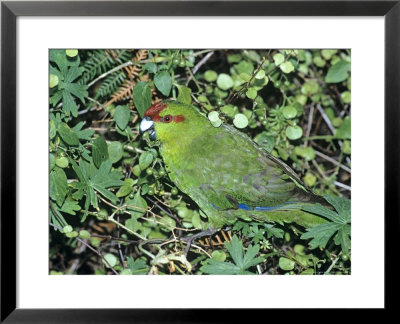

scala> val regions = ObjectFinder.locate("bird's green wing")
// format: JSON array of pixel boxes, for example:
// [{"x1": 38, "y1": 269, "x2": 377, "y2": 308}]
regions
[{"x1": 169, "y1": 124, "x2": 319, "y2": 213}]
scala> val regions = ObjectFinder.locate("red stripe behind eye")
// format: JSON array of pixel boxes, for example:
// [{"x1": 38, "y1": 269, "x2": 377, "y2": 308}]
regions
[
  {"x1": 173, "y1": 115, "x2": 185, "y2": 123},
  {"x1": 144, "y1": 102, "x2": 185, "y2": 123}
]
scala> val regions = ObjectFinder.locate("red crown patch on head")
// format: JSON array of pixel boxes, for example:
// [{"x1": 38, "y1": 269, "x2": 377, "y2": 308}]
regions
[{"x1": 144, "y1": 102, "x2": 167, "y2": 121}]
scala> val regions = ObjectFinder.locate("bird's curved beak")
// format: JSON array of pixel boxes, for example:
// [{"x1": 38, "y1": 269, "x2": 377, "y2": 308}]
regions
[{"x1": 140, "y1": 116, "x2": 156, "y2": 140}]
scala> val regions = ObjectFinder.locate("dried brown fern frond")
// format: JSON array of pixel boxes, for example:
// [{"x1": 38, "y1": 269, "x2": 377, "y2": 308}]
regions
[
  {"x1": 104, "y1": 79, "x2": 137, "y2": 107},
  {"x1": 104, "y1": 49, "x2": 149, "y2": 107}
]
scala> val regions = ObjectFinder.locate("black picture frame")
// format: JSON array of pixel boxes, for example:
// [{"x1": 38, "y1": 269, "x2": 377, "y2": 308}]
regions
[{"x1": 1, "y1": 0, "x2": 398, "y2": 321}]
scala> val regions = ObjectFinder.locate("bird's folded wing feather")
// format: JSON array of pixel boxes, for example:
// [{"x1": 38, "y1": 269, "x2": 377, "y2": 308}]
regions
[{"x1": 173, "y1": 124, "x2": 316, "y2": 211}]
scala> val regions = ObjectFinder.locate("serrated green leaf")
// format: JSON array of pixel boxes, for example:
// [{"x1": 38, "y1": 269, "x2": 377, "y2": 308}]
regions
[
  {"x1": 301, "y1": 222, "x2": 342, "y2": 249},
  {"x1": 139, "y1": 151, "x2": 153, "y2": 170},
  {"x1": 200, "y1": 259, "x2": 241, "y2": 275},
  {"x1": 335, "y1": 116, "x2": 351, "y2": 139},
  {"x1": 177, "y1": 85, "x2": 192, "y2": 105},
  {"x1": 57, "y1": 123, "x2": 79, "y2": 146},
  {"x1": 114, "y1": 105, "x2": 130, "y2": 130},
  {"x1": 108, "y1": 141, "x2": 123, "y2": 163},
  {"x1": 60, "y1": 200, "x2": 81, "y2": 215},
  {"x1": 143, "y1": 62, "x2": 157, "y2": 74},
  {"x1": 225, "y1": 235, "x2": 243, "y2": 267},
  {"x1": 92, "y1": 137, "x2": 109, "y2": 168},
  {"x1": 126, "y1": 191, "x2": 148, "y2": 219},
  {"x1": 279, "y1": 257, "x2": 295, "y2": 271},
  {"x1": 133, "y1": 82, "x2": 152, "y2": 118},
  {"x1": 127, "y1": 256, "x2": 148, "y2": 274},
  {"x1": 325, "y1": 60, "x2": 351, "y2": 83},
  {"x1": 154, "y1": 71, "x2": 172, "y2": 96},
  {"x1": 50, "y1": 167, "x2": 68, "y2": 207}
]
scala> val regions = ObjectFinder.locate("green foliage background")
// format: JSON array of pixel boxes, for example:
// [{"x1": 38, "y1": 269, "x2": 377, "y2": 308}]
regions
[{"x1": 49, "y1": 49, "x2": 351, "y2": 275}]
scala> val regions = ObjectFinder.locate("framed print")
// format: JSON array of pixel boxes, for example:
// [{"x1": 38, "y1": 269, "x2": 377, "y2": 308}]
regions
[{"x1": 1, "y1": 0, "x2": 398, "y2": 321}]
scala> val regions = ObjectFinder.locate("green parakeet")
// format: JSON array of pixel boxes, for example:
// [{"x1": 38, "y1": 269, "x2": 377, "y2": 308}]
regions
[{"x1": 139, "y1": 101, "x2": 327, "y2": 233}]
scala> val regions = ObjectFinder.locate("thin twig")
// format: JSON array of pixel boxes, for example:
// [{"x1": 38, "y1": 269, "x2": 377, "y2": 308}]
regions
[
  {"x1": 49, "y1": 222, "x2": 120, "y2": 275},
  {"x1": 87, "y1": 61, "x2": 134, "y2": 88},
  {"x1": 315, "y1": 150, "x2": 351, "y2": 173},
  {"x1": 303, "y1": 104, "x2": 315, "y2": 147},
  {"x1": 334, "y1": 181, "x2": 351, "y2": 191},
  {"x1": 192, "y1": 51, "x2": 214, "y2": 75},
  {"x1": 316, "y1": 104, "x2": 335, "y2": 134}
]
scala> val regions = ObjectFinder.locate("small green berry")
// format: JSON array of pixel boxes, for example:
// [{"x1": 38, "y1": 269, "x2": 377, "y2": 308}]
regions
[
  {"x1": 341, "y1": 253, "x2": 350, "y2": 262},
  {"x1": 171, "y1": 188, "x2": 178, "y2": 195},
  {"x1": 179, "y1": 59, "x2": 186, "y2": 67},
  {"x1": 147, "y1": 189, "x2": 154, "y2": 195},
  {"x1": 146, "y1": 168, "x2": 153, "y2": 175},
  {"x1": 172, "y1": 58, "x2": 180, "y2": 65}
]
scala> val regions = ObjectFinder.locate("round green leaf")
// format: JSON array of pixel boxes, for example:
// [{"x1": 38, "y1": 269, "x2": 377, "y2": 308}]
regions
[
  {"x1": 204, "y1": 70, "x2": 218, "y2": 82},
  {"x1": 282, "y1": 106, "x2": 297, "y2": 119},
  {"x1": 239, "y1": 73, "x2": 251, "y2": 82},
  {"x1": 245, "y1": 88, "x2": 257, "y2": 99},
  {"x1": 62, "y1": 225, "x2": 73, "y2": 233},
  {"x1": 55, "y1": 156, "x2": 69, "y2": 168},
  {"x1": 66, "y1": 231, "x2": 78, "y2": 238},
  {"x1": 50, "y1": 154, "x2": 56, "y2": 171},
  {"x1": 108, "y1": 141, "x2": 123, "y2": 163},
  {"x1": 233, "y1": 113, "x2": 248, "y2": 129},
  {"x1": 220, "y1": 104, "x2": 237, "y2": 118},
  {"x1": 49, "y1": 74, "x2": 59, "y2": 88},
  {"x1": 211, "y1": 119, "x2": 222, "y2": 128},
  {"x1": 341, "y1": 91, "x2": 351, "y2": 104},
  {"x1": 79, "y1": 230, "x2": 91, "y2": 239},
  {"x1": 280, "y1": 61, "x2": 295, "y2": 74},
  {"x1": 103, "y1": 253, "x2": 118, "y2": 268},
  {"x1": 211, "y1": 250, "x2": 227, "y2": 262},
  {"x1": 273, "y1": 53, "x2": 284, "y2": 66},
  {"x1": 304, "y1": 172, "x2": 317, "y2": 187},
  {"x1": 313, "y1": 56, "x2": 326, "y2": 67},
  {"x1": 279, "y1": 257, "x2": 295, "y2": 271},
  {"x1": 342, "y1": 140, "x2": 351, "y2": 154},
  {"x1": 208, "y1": 111, "x2": 220, "y2": 122},
  {"x1": 255, "y1": 70, "x2": 266, "y2": 79},
  {"x1": 116, "y1": 185, "x2": 133, "y2": 198},
  {"x1": 191, "y1": 213, "x2": 202, "y2": 230},
  {"x1": 216, "y1": 73, "x2": 234, "y2": 90},
  {"x1": 65, "y1": 49, "x2": 78, "y2": 57},
  {"x1": 299, "y1": 268, "x2": 314, "y2": 275},
  {"x1": 286, "y1": 125, "x2": 303, "y2": 140}
]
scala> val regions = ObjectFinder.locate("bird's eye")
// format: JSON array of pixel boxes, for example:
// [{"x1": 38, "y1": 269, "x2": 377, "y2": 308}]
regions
[{"x1": 163, "y1": 115, "x2": 172, "y2": 123}]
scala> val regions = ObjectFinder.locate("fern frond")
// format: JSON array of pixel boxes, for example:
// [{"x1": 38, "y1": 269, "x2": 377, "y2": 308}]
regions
[
  {"x1": 94, "y1": 71, "x2": 126, "y2": 100},
  {"x1": 80, "y1": 50, "x2": 115, "y2": 85},
  {"x1": 105, "y1": 79, "x2": 137, "y2": 106},
  {"x1": 104, "y1": 50, "x2": 149, "y2": 106}
]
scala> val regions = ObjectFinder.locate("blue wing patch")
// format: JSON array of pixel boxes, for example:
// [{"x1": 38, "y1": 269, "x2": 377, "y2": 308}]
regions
[{"x1": 211, "y1": 202, "x2": 295, "y2": 211}]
